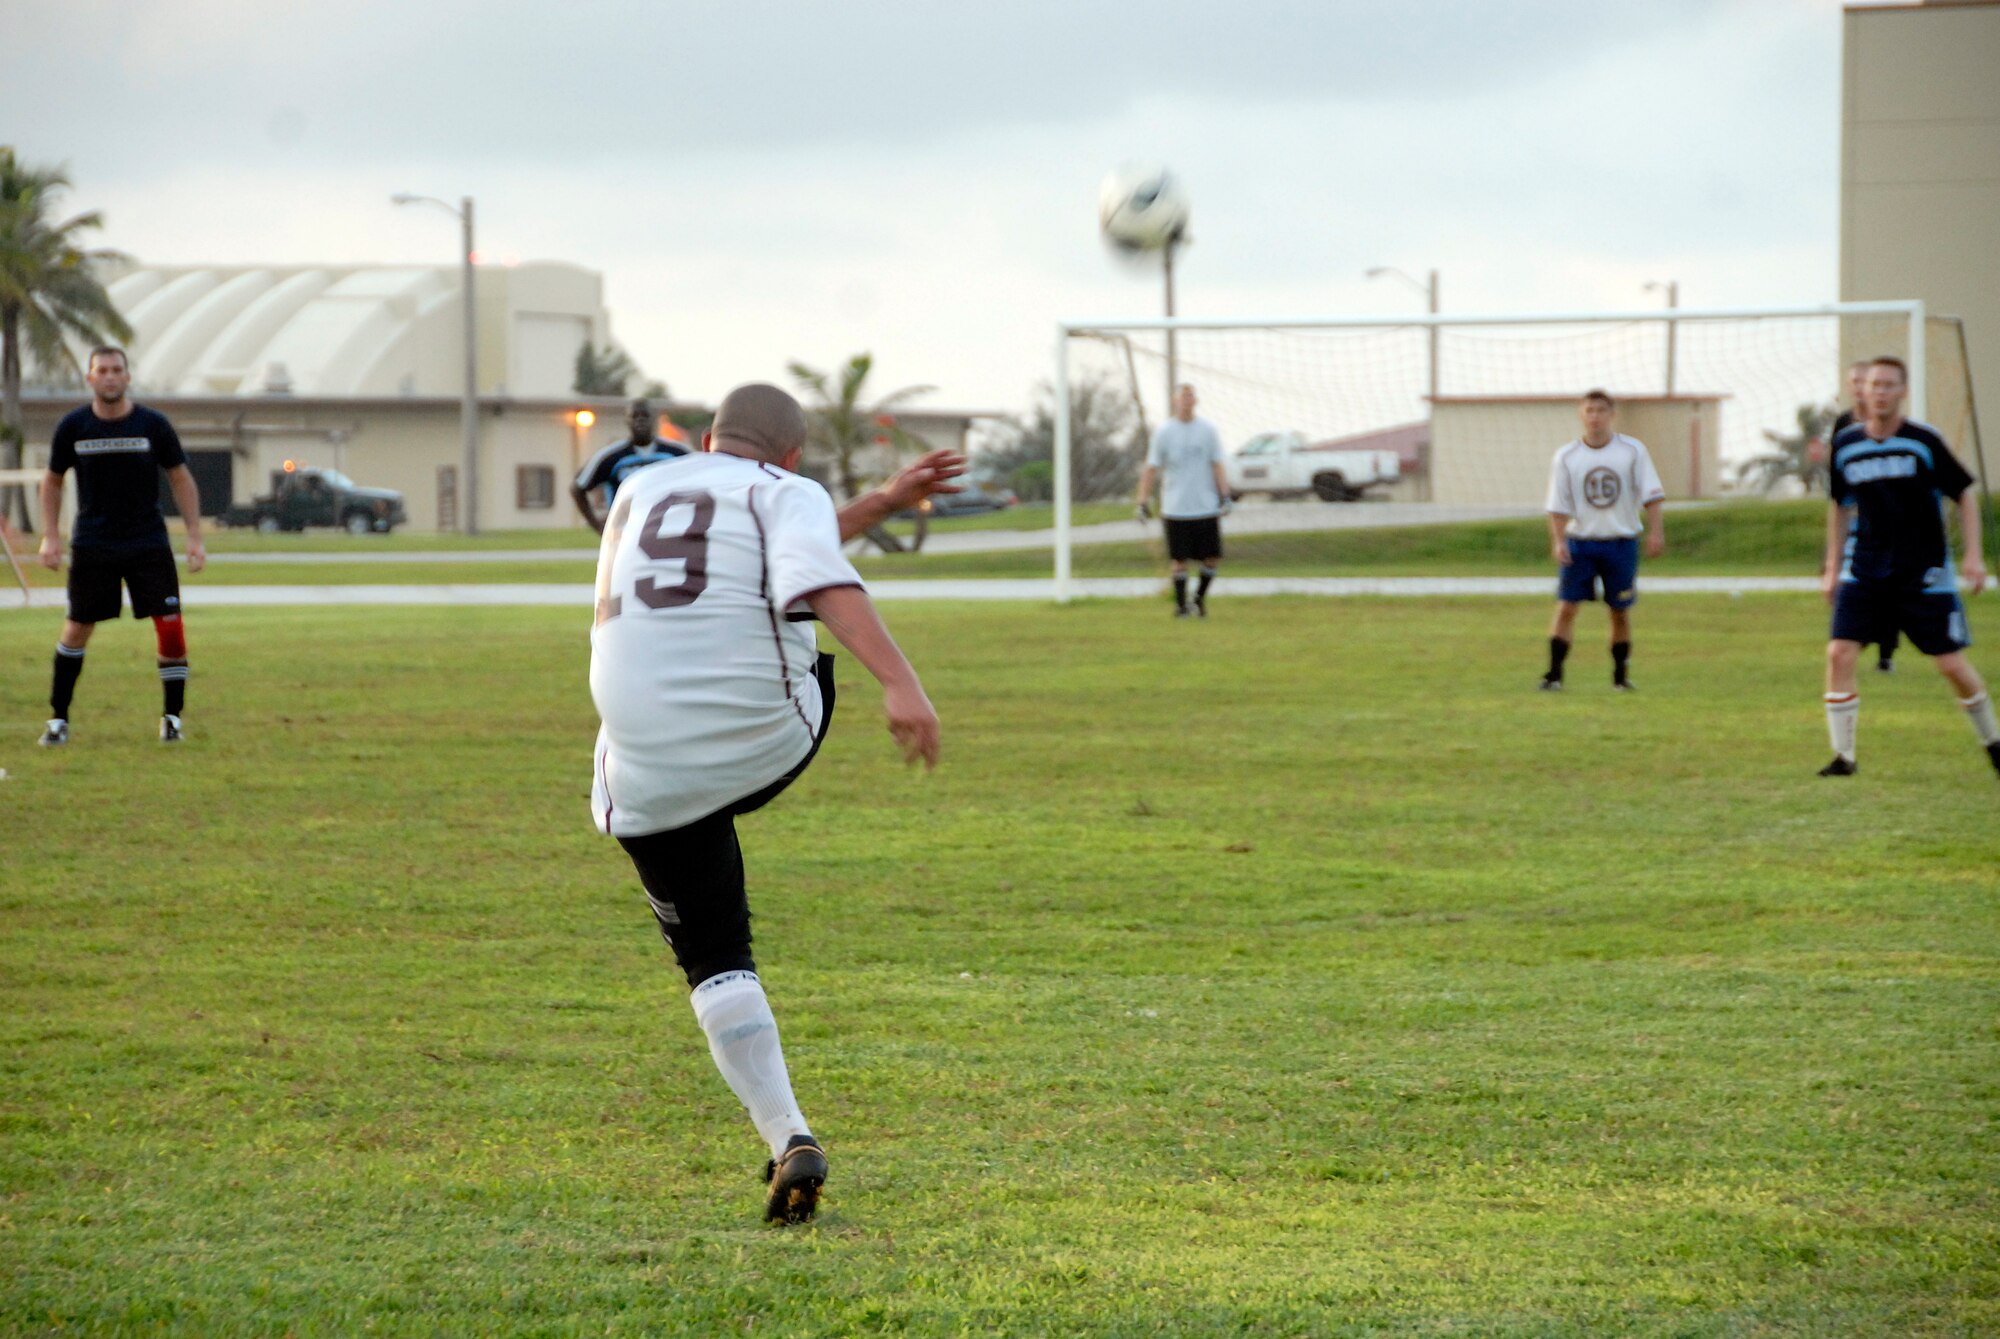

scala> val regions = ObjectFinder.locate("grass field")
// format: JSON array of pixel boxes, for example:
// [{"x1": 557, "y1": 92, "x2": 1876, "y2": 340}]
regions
[
  {"x1": 3, "y1": 594, "x2": 1997, "y2": 1335},
  {"x1": 9, "y1": 499, "x2": 1903, "y2": 588}
]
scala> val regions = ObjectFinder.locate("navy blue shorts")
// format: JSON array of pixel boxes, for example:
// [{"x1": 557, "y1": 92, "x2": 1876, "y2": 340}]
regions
[
  {"x1": 1557, "y1": 537, "x2": 1639, "y2": 609},
  {"x1": 1831, "y1": 581, "x2": 1969, "y2": 657}
]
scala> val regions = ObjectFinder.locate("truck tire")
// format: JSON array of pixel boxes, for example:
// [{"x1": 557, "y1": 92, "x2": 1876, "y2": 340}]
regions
[
  {"x1": 1312, "y1": 472, "x2": 1353, "y2": 502},
  {"x1": 344, "y1": 512, "x2": 373, "y2": 536},
  {"x1": 256, "y1": 515, "x2": 280, "y2": 535}
]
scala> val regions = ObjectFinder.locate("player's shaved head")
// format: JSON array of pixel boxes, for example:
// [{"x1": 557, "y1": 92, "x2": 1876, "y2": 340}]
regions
[{"x1": 712, "y1": 383, "x2": 807, "y2": 462}]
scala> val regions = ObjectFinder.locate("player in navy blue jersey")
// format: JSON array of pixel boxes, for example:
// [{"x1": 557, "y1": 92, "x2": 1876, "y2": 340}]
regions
[
  {"x1": 1819, "y1": 356, "x2": 1997, "y2": 778},
  {"x1": 570, "y1": 398, "x2": 690, "y2": 533},
  {"x1": 36, "y1": 347, "x2": 205, "y2": 745},
  {"x1": 1827, "y1": 360, "x2": 1898, "y2": 673}
]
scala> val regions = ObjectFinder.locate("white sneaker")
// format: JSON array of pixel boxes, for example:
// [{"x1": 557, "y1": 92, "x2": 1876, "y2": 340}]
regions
[
  {"x1": 39, "y1": 718, "x2": 69, "y2": 747},
  {"x1": 159, "y1": 714, "x2": 183, "y2": 743}
]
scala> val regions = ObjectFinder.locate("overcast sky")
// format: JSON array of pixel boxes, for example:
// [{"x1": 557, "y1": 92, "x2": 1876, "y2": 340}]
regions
[{"x1": 4, "y1": 0, "x2": 1841, "y2": 416}]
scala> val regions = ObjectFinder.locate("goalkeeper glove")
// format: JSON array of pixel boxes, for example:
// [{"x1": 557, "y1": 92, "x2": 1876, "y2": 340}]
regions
[
  {"x1": 1216, "y1": 497, "x2": 1234, "y2": 517},
  {"x1": 1135, "y1": 501, "x2": 1153, "y2": 522}
]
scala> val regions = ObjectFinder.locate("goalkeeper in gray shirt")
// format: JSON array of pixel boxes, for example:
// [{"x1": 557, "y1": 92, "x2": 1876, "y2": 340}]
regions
[{"x1": 1135, "y1": 384, "x2": 1231, "y2": 617}]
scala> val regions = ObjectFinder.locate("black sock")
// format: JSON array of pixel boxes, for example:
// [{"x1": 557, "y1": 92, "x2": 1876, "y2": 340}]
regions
[
  {"x1": 51, "y1": 644, "x2": 85, "y2": 719},
  {"x1": 1546, "y1": 637, "x2": 1570, "y2": 680},
  {"x1": 1196, "y1": 565, "x2": 1216, "y2": 604},
  {"x1": 1172, "y1": 575, "x2": 1188, "y2": 609},
  {"x1": 1612, "y1": 640, "x2": 1631, "y2": 683},
  {"x1": 160, "y1": 660, "x2": 188, "y2": 717}
]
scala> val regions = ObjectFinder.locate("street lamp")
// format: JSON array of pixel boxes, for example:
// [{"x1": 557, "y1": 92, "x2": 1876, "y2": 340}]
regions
[
  {"x1": 1645, "y1": 279, "x2": 1679, "y2": 396},
  {"x1": 392, "y1": 192, "x2": 480, "y2": 534},
  {"x1": 1367, "y1": 265, "x2": 1440, "y2": 410}
]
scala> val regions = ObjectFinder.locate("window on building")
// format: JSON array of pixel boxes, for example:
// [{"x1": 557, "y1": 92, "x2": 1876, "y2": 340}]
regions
[{"x1": 517, "y1": 465, "x2": 556, "y2": 510}]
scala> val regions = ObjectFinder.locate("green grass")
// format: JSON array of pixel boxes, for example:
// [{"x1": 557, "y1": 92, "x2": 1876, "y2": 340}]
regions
[{"x1": 3, "y1": 596, "x2": 1997, "y2": 1335}]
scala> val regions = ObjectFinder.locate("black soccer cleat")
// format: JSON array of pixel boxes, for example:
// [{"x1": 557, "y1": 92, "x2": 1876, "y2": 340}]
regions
[
  {"x1": 1817, "y1": 755, "x2": 1858, "y2": 777},
  {"x1": 1538, "y1": 675, "x2": 1564, "y2": 692},
  {"x1": 763, "y1": 1134, "x2": 827, "y2": 1225},
  {"x1": 1612, "y1": 679, "x2": 1635, "y2": 693},
  {"x1": 1194, "y1": 598, "x2": 1207, "y2": 618},
  {"x1": 38, "y1": 718, "x2": 69, "y2": 747},
  {"x1": 1986, "y1": 741, "x2": 2000, "y2": 777},
  {"x1": 159, "y1": 714, "x2": 183, "y2": 744}
]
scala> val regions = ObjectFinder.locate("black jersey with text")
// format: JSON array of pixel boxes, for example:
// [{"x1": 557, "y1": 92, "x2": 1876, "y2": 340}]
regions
[
  {"x1": 574, "y1": 438, "x2": 690, "y2": 503},
  {"x1": 1830, "y1": 418, "x2": 1973, "y2": 590},
  {"x1": 48, "y1": 404, "x2": 187, "y2": 556}
]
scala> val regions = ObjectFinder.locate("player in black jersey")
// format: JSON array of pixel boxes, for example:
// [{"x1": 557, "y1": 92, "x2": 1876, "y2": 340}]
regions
[
  {"x1": 569, "y1": 398, "x2": 690, "y2": 533},
  {"x1": 1827, "y1": 360, "x2": 1897, "y2": 672},
  {"x1": 36, "y1": 347, "x2": 205, "y2": 745},
  {"x1": 1819, "y1": 357, "x2": 1997, "y2": 778}
]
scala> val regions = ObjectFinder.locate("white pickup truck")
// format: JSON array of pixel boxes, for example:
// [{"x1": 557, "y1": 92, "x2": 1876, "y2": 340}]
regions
[{"x1": 1226, "y1": 431, "x2": 1401, "y2": 502}]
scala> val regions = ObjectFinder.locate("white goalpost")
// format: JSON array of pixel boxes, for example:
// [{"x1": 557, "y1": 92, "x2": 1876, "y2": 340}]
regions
[{"x1": 1050, "y1": 300, "x2": 1970, "y2": 603}]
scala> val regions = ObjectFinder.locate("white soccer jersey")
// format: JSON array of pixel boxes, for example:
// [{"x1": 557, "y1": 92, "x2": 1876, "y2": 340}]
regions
[
  {"x1": 1147, "y1": 416, "x2": 1226, "y2": 519},
  {"x1": 588, "y1": 451, "x2": 862, "y2": 837},
  {"x1": 1545, "y1": 434, "x2": 1665, "y2": 539}
]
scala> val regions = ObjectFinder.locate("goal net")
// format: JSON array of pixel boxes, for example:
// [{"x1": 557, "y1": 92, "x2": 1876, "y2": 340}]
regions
[{"x1": 1047, "y1": 303, "x2": 1987, "y2": 599}]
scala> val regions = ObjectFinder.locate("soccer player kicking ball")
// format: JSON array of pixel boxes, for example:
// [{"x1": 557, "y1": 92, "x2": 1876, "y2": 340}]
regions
[
  {"x1": 1818, "y1": 356, "x2": 1997, "y2": 778},
  {"x1": 589, "y1": 383, "x2": 944, "y2": 1225},
  {"x1": 1540, "y1": 390, "x2": 1665, "y2": 691}
]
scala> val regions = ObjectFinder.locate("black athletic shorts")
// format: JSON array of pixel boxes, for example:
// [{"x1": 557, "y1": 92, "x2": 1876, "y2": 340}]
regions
[
  {"x1": 615, "y1": 654, "x2": 836, "y2": 987},
  {"x1": 67, "y1": 546, "x2": 181, "y2": 624},
  {"x1": 1163, "y1": 516, "x2": 1222, "y2": 562},
  {"x1": 1830, "y1": 581, "x2": 1970, "y2": 657}
]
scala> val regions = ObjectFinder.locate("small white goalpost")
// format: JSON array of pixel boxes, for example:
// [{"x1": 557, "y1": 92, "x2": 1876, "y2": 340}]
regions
[
  {"x1": 0, "y1": 468, "x2": 44, "y2": 604},
  {"x1": 1052, "y1": 300, "x2": 1941, "y2": 603}
]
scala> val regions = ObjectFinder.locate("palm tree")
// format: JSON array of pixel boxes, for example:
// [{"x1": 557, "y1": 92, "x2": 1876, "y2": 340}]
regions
[
  {"x1": 788, "y1": 353, "x2": 935, "y2": 553},
  {"x1": 1737, "y1": 402, "x2": 1836, "y2": 496},
  {"x1": 0, "y1": 148, "x2": 132, "y2": 530}
]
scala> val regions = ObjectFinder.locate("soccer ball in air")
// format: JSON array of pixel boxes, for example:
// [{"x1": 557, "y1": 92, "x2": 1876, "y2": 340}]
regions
[{"x1": 1098, "y1": 163, "x2": 1190, "y2": 253}]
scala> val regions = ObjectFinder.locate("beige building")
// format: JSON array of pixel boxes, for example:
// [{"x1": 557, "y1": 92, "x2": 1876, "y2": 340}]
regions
[
  {"x1": 17, "y1": 259, "x2": 993, "y2": 531},
  {"x1": 1842, "y1": 0, "x2": 1999, "y2": 469},
  {"x1": 1428, "y1": 396, "x2": 1723, "y2": 508}
]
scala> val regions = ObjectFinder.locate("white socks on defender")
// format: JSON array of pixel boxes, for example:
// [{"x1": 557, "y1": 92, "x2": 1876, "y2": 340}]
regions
[
  {"x1": 1825, "y1": 692, "x2": 1859, "y2": 762},
  {"x1": 689, "y1": 970, "x2": 811, "y2": 1158},
  {"x1": 1961, "y1": 691, "x2": 2000, "y2": 746}
]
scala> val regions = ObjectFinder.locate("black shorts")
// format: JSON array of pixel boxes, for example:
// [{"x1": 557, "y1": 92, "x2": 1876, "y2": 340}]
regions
[
  {"x1": 615, "y1": 654, "x2": 836, "y2": 988},
  {"x1": 1830, "y1": 581, "x2": 1970, "y2": 657},
  {"x1": 1163, "y1": 516, "x2": 1222, "y2": 562},
  {"x1": 67, "y1": 547, "x2": 181, "y2": 624}
]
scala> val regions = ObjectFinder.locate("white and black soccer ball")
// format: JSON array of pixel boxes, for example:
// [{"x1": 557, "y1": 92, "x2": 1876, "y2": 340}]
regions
[{"x1": 1098, "y1": 162, "x2": 1190, "y2": 253}]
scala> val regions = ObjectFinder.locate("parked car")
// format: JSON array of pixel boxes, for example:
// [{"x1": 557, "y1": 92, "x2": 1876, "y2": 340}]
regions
[
  {"x1": 219, "y1": 467, "x2": 408, "y2": 534},
  {"x1": 897, "y1": 484, "x2": 1016, "y2": 519},
  {"x1": 1226, "y1": 431, "x2": 1400, "y2": 502}
]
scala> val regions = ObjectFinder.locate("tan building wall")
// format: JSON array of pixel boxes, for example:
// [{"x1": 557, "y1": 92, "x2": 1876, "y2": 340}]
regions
[
  {"x1": 1842, "y1": 1, "x2": 2000, "y2": 474},
  {"x1": 1430, "y1": 397, "x2": 1723, "y2": 507}
]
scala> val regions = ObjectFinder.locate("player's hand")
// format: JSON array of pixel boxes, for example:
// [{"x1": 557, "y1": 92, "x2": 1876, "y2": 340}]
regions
[
  {"x1": 1135, "y1": 500, "x2": 1152, "y2": 523},
  {"x1": 185, "y1": 539, "x2": 206, "y2": 574},
  {"x1": 1644, "y1": 529, "x2": 1664, "y2": 559},
  {"x1": 879, "y1": 450, "x2": 967, "y2": 513},
  {"x1": 882, "y1": 682, "x2": 940, "y2": 769},
  {"x1": 1821, "y1": 566, "x2": 1840, "y2": 604},
  {"x1": 1217, "y1": 497, "x2": 1234, "y2": 517},
  {"x1": 1551, "y1": 539, "x2": 1570, "y2": 566},
  {"x1": 1964, "y1": 553, "x2": 1989, "y2": 595},
  {"x1": 38, "y1": 536, "x2": 61, "y2": 571}
]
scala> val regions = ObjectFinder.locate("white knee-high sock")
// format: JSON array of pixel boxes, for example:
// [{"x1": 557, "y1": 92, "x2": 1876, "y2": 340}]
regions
[
  {"x1": 689, "y1": 970, "x2": 810, "y2": 1158},
  {"x1": 1960, "y1": 690, "x2": 2000, "y2": 746},
  {"x1": 1825, "y1": 692, "x2": 1859, "y2": 761}
]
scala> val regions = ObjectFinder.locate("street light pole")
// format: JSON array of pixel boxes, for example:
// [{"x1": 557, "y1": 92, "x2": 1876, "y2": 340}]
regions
[
  {"x1": 1163, "y1": 236, "x2": 1178, "y2": 409},
  {"x1": 393, "y1": 192, "x2": 480, "y2": 535},
  {"x1": 1646, "y1": 279, "x2": 1679, "y2": 397},
  {"x1": 1367, "y1": 264, "x2": 1441, "y2": 408}
]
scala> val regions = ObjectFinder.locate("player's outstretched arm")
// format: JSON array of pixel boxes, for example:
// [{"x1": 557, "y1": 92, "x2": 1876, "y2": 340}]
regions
[
  {"x1": 1958, "y1": 489, "x2": 1987, "y2": 593},
  {"x1": 37, "y1": 471, "x2": 64, "y2": 569},
  {"x1": 1823, "y1": 503, "x2": 1851, "y2": 603},
  {"x1": 834, "y1": 449, "x2": 967, "y2": 543},
  {"x1": 166, "y1": 464, "x2": 205, "y2": 573},
  {"x1": 805, "y1": 584, "x2": 939, "y2": 767}
]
